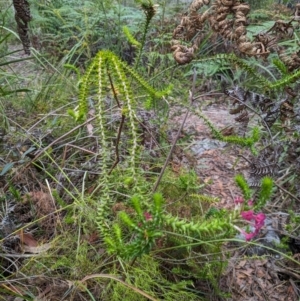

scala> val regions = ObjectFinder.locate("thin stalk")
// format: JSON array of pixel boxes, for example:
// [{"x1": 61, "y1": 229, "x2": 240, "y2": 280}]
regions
[{"x1": 153, "y1": 68, "x2": 197, "y2": 192}]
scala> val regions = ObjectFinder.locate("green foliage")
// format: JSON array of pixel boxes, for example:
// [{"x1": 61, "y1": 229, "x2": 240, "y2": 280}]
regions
[
  {"x1": 104, "y1": 193, "x2": 164, "y2": 260},
  {"x1": 195, "y1": 53, "x2": 272, "y2": 91},
  {"x1": 235, "y1": 174, "x2": 274, "y2": 209},
  {"x1": 255, "y1": 177, "x2": 273, "y2": 210},
  {"x1": 189, "y1": 57, "x2": 232, "y2": 78},
  {"x1": 269, "y1": 68, "x2": 300, "y2": 90},
  {"x1": 76, "y1": 49, "x2": 171, "y2": 121},
  {"x1": 247, "y1": 0, "x2": 275, "y2": 10},
  {"x1": 71, "y1": 48, "x2": 170, "y2": 238},
  {"x1": 104, "y1": 191, "x2": 234, "y2": 262},
  {"x1": 30, "y1": 1, "x2": 144, "y2": 62},
  {"x1": 104, "y1": 256, "x2": 199, "y2": 301},
  {"x1": 190, "y1": 193, "x2": 219, "y2": 203},
  {"x1": 164, "y1": 213, "x2": 232, "y2": 238},
  {"x1": 176, "y1": 170, "x2": 200, "y2": 192},
  {"x1": 159, "y1": 168, "x2": 205, "y2": 202},
  {"x1": 286, "y1": 210, "x2": 300, "y2": 233},
  {"x1": 235, "y1": 174, "x2": 252, "y2": 200},
  {"x1": 3, "y1": 1, "x2": 299, "y2": 300},
  {"x1": 123, "y1": 26, "x2": 141, "y2": 48},
  {"x1": 195, "y1": 108, "x2": 260, "y2": 154},
  {"x1": 133, "y1": 0, "x2": 158, "y2": 68},
  {"x1": 204, "y1": 206, "x2": 226, "y2": 220},
  {"x1": 195, "y1": 51, "x2": 300, "y2": 95},
  {"x1": 272, "y1": 58, "x2": 289, "y2": 76}
]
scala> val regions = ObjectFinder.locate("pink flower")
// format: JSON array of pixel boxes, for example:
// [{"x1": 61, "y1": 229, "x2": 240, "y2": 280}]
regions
[
  {"x1": 244, "y1": 231, "x2": 256, "y2": 241},
  {"x1": 144, "y1": 212, "x2": 153, "y2": 221},
  {"x1": 247, "y1": 200, "x2": 254, "y2": 206},
  {"x1": 234, "y1": 225, "x2": 257, "y2": 241},
  {"x1": 237, "y1": 211, "x2": 266, "y2": 241},
  {"x1": 234, "y1": 196, "x2": 244, "y2": 204},
  {"x1": 241, "y1": 210, "x2": 255, "y2": 221},
  {"x1": 240, "y1": 229, "x2": 256, "y2": 241},
  {"x1": 255, "y1": 213, "x2": 266, "y2": 228}
]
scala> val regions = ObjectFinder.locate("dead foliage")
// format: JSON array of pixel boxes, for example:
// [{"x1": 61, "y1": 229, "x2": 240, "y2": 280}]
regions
[
  {"x1": 17, "y1": 276, "x2": 99, "y2": 301},
  {"x1": 171, "y1": 0, "x2": 300, "y2": 65},
  {"x1": 25, "y1": 190, "x2": 59, "y2": 238},
  {"x1": 220, "y1": 256, "x2": 299, "y2": 301},
  {"x1": 13, "y1": 0, "x2": 32, "y2": 55}
]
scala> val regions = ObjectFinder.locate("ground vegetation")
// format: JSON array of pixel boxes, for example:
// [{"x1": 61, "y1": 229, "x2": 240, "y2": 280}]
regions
[{"x1": 0, "y1": 0, "x2": 300, "y2": 300}]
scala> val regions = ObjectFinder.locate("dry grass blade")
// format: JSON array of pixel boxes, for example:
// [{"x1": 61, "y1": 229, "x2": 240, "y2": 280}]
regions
[{"x1": 80, "y1": 274, "x2": 159, "y2": 301}]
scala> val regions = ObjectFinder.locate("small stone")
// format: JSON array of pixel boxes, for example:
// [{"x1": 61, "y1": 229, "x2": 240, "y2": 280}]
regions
[{"x1": 225, "y1": 162, "x2": 233, "y2": 169}]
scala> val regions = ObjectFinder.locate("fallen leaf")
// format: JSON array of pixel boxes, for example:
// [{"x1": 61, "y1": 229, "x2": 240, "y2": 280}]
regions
[
  {"x1": 17, "y1": 231, "x2": 38, "y2": 247},
  {"x1": 236, "y1": 260, "x2": 247, "y2": 268},
  {"x1": 84, "y1": 232, "x2": 99, "y2": 244}
]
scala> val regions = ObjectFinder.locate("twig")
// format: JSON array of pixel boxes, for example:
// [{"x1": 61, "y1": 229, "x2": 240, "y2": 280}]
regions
[
  {"x1": 227, "y1": 94, "x2": 274, "y2": 143},
  {"x1": 273, "y1": 181, "x2": 300, "y2": 203},
  {"x1": 152, "y1": 68, "x2": 197, "y2": 192},
  {"x1": 64, "y1": 143, "x2": 98, "y2": 156}
]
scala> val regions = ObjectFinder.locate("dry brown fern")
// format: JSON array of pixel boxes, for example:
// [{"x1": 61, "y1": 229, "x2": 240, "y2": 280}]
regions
[
  {"x1": 278, "y1": 48, "x2": 300, "y2": 72},
  {"x1": 13, "y1": 0, "x2": 32, "y2": 55},
  {"x1": 248, "y1": 144, "x2": 279, "y2": 188},
  {"x1": 267, "y1": 20, "x2": 294, "y2": 40},
  {"x1": 294, "y1": 4, "x2": 300, "y2": 21},
  {"x1": 171, "y1": 42, "x2": 197, "y2": 65},
  {"x1": 172, "y1": 0, "x2": 211, "y2": 64},
  {"x1": 171, "y1": 0, "x2": 300, "y2": 64}
]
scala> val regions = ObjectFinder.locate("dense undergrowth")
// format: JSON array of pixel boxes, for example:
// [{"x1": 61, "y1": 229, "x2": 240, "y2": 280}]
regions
[{"x1": 0, "y1": 0, "x2": 300, "y2": 300}]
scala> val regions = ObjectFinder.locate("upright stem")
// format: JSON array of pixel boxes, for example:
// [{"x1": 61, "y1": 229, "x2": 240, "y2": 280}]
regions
[{"x1": 152, "y1": 69, "x2": 197, "y2": 192}]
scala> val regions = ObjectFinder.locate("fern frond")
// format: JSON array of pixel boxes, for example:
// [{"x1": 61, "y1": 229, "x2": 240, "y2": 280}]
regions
[
  {"x1": 269, "y1": 69, "x2": 300, "y2": 90},
  {"x1": 211, "y1": 53, "x2": 271, "y2": 89},
  {"x1": 123, "y1": 26, "x2": 141, "y2": 48},
  {"x1": 272, "y1": 58, "x2": 288, "y2": 76},
  {"x1": 195, "y1": 109, "x2": 260, "y2": 151}
]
